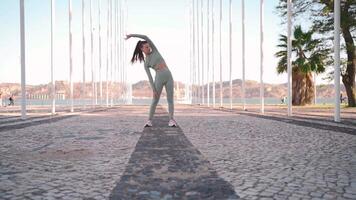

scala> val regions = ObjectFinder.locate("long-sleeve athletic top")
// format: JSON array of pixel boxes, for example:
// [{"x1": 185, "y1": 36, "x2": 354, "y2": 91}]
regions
[{"x1": 129, "y1": 34, "x2": 166, "y2": 92}]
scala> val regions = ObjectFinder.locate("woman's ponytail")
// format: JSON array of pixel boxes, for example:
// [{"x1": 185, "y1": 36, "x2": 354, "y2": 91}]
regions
[{"x1": 131, "y1": 40, "x2": 147, "y2": 64}]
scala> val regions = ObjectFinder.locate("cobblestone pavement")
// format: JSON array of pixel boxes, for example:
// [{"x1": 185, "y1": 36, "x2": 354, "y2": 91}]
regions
[
  {"x1": 110, "y1": 111, "x2": 237, "y2": 199},
  {"x1": 175, "y1": 105, "x2": 356, "y2": 200},
  {"x1": 0, "y1": 106, "x2": 146, "y2": 199},
  {"x1": 1, "y1": 104, "x2": 356, "y2": 199}
]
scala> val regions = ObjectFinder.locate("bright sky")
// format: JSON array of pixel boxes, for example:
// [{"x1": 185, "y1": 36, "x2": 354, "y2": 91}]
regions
[{"x1": 0, "y1": 0, "x2": 329, "y2": 85}]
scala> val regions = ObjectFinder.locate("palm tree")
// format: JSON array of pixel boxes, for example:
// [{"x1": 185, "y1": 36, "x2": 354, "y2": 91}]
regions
[{"x1": 275, "y1": 25, "x2": 329, "y2": 105}]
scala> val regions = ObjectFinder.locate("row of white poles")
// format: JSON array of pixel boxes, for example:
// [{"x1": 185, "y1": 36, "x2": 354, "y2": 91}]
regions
[
  {"x1": 188, "y1": 0, "x2": 341, "y2": 122},
  {"x1": 19, "y1": 0, "x2": 129, "y2": 119},
  {"x1": 190, "y1": 0, "x2": 250, "y2": 110},
  {"x1": 18, "y1": 0, "x2": 341, "y2": 122}
]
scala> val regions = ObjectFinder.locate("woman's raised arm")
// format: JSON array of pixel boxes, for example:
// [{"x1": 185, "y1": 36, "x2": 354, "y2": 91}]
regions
[{"x1": 126, "y1": 34, "x2": 158, "y2": 52}]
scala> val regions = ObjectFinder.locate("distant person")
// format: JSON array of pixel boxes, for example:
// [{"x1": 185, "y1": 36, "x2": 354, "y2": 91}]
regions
[
  {"x1": 340, "y1": 93, "x2": 347, "y2": 103},
  {"x1": 281, "y1": 96, "x2": 287, "y2": 104},
  {"x1": 8, "y1": 95, "x2": 14, "y2": 106},
  {"x1": 0, "y1": 92, "x2": 2, "y2": 107},
  {"x1": 125, "y1": 34, "x2": 177, "y2": 127},
  {"x1": 340, "y1": 94, "x2": 343, "y2": 103}
]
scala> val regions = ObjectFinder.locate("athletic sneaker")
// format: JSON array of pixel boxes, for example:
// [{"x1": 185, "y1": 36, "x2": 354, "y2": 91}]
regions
[
  {"x1": 168, "y1": 119, "x2": 177, "y2": 127},
  {"x1": 144, "y1": 120, "x2": 153, "y2": 127}
]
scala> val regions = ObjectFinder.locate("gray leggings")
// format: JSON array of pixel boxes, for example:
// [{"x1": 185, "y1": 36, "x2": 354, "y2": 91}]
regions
[{"x1": 149, "y1": 69, "x2": 174, "y2": 120}]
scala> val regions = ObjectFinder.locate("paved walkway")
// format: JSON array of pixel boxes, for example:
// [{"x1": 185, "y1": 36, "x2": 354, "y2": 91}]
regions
[
  {"x1": 177, "y1": 106, "x2": 356, "y2": 200},
  {"x1": 110, "y1": 109, "x2": 237, "y2": 199},
  {"x1": 0, "y1": 105, "x2": 355, "y2": 199}
]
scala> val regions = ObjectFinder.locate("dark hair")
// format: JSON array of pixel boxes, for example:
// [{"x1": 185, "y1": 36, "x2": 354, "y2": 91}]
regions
[{"x1": 131, "y1": 40, "x2": 148, "y2": 64}]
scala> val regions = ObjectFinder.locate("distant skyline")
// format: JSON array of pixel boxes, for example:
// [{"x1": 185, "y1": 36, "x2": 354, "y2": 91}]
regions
[{"x1": 0, "y1": 0, "x2": 333, "y2": 86}]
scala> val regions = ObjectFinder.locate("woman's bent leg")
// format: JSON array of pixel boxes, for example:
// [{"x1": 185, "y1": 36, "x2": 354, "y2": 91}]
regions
[{"x1": 148, "y1": 78, "x2": 164, "y2": 120}]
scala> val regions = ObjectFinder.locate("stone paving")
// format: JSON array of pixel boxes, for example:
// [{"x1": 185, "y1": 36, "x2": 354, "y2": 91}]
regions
[
  {"x1": 110, "y1": 111, "x2": 237, "y2": 199},
  {"x1": 175, "y1": 105, "x2": 356, "y2": 200},
  {"x1": 0, "y1": 104, "x2": 355, "y2": 199},
  {"x1": 0, "y1": 106, "x2": 145, "y2": 199}
]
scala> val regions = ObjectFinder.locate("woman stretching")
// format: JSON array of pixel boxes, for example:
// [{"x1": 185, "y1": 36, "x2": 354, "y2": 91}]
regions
[{"x1": 125, "y1": 34, "x2": 177, "y2": 127}]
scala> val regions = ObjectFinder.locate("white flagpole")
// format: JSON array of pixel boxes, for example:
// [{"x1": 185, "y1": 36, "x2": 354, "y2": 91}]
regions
[
  {"x1": 197, "y1": 0, "x2": 201, "y2": 104},
  {"x1": 93, "y1": 0, "x2": 97, "y2": 106},
  {"x1": 82, "y1": 0, "x2": 86, "y2": 108},
  {"x1": 120, "y1": 0, "x2": 123, "y2": 103},
  {"x1": 188, "y1": 0, "x2": 193, "y2": 104},
  {"x1": 192, "y1": 0, "x2": 196, "y2": 104},
  {"x1": 212, "y1": 0, "x2": 215, "y2": 108},
  {"x1": 122, "y1": 1, "x2": 128, "y2": 104},
  {"x1": 116, "y1": 0, "x2": 118, "y2": 105},
  {"x1": 260, "y1": 0, "x2": 264, "y2": 113},
  {"x1": 90, "y1": 0, "x2": 95, "y2": 107},
  {"x1": 201, "y1": 0, "x2": 205, "y2": 105},
  {"x1": 242, "y1": 0, "x2": 246, "y2": 111},
  {"x1": 99, "y1": 0, "x2": 103, "y2": 106},
  {"x1": 192, "y1": 0, "x2": 195, "y2": 104},
  {"x1": 116, "y1": 1, "x2": 123, "y2": 104},
  {"x1": 122, "y1": 0, "x2": 125, "y2": 103},
  {"x1": 69, "y1": 0, "x2": 74, "y2": 112},
  {"x1": 20, "y1": 0, "x2": 26, "y2": 119},
  {"x1": 118, "y1": 0, "x2": 121, "y2": 103},
  {"x1": 106, "y1": 0, "x2": 109, "y2": 107},
  {"x1": 207, "y1": 0, "x2": 210, "y2": 107},
  {"x1": 51, "y1": 0, "x2": 56, "y2": 114},
  {"x1": 219, "y1": 0, "x2": 222, "y2": 107},
  {"x1": 119, "y1": 0, "x2": 123, "y2": 103},
  {"x1": 110, "y1": 0, "x2": 113, "y2": 106},
  {"x1": 287, "y1": 0, "x2": 292, "y2": 116},
  {"x1": 189, "y1": 0, "x2": 192, "y2": 103},
  {"x1": 124, "y1": 0, "x2": 130, "y2": 104},
  {"x1": 334, "y1": 0, "x2": 341, "y2": 122},
  {"x1": 112, "y1": 0, "x2": 115, "y2": 105},
  {"x1": 229, "y1": 0, "x2": 232, "y2": 110}
]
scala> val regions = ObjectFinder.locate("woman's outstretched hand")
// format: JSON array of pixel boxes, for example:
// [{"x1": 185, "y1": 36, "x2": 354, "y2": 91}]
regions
[{"x1": 124, "y1": 34, "x2": 131, "y2": 40}]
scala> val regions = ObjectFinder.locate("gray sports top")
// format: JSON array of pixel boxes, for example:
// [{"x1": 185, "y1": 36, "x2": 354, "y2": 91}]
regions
[{"x1": 129, "y1": 34, "x2": 166, "y2": 91}]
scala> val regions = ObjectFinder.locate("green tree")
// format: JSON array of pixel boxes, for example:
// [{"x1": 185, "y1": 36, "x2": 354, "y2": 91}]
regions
[
  {"x1": 277, "y1": 0, "x2": 356, "y2": 107},
  {"x1": 276, "y1": 25, "x2": 329, "y2": 105}
]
